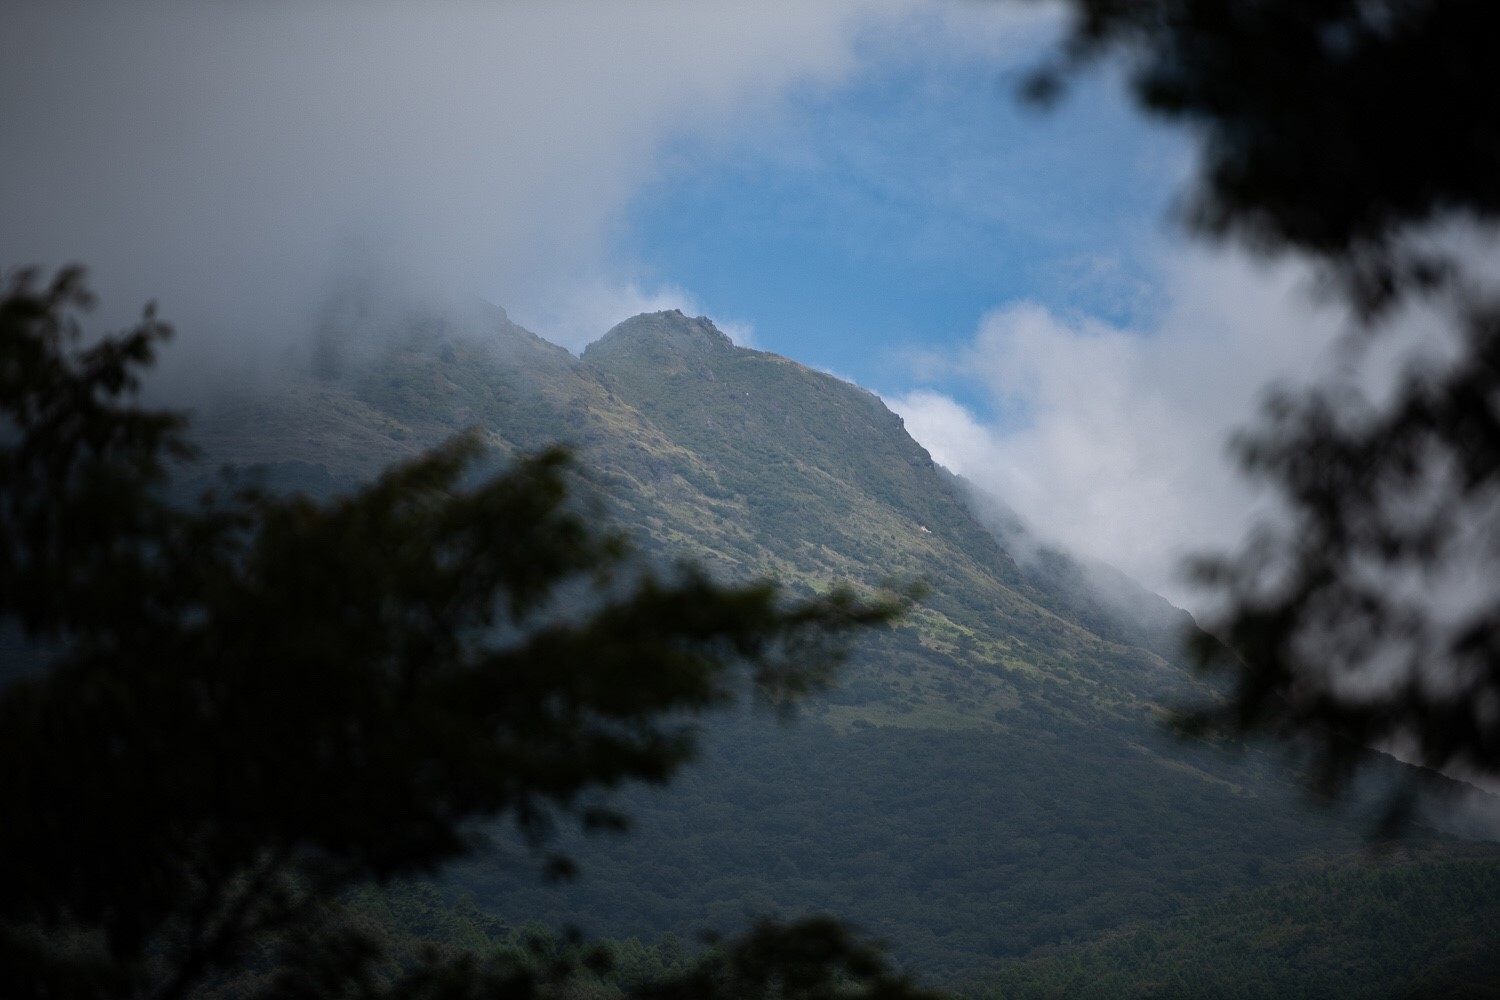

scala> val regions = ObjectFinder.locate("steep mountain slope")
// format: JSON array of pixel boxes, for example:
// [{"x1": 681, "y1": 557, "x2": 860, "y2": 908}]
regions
[
  {"x1": 185, "y1": 307, "x2": 1499, "y2": 982},
  {"x1": 578, "y1": 311, "x2": 1191, "y2": 732}
]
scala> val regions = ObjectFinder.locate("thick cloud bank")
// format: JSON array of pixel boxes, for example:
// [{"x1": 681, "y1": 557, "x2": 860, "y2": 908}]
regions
[
  {"x1": 3, "y1": 1, "x2": 931, "y2": 360},
  {"x1": 888, "y1": 251, "x2": 1349, "y2": 608}
]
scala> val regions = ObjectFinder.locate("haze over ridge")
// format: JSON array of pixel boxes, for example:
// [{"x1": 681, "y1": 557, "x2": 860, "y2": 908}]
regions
[{"x1": 5, "y1": 0, "x2": 1440, "y2": 616}]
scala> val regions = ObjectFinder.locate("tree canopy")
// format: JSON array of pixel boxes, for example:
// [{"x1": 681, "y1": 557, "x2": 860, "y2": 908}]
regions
[
  {"x1": 1032, "y1": 0, "x2": 1500, "y2": 311},
  {"x1": 1034, "y1": 0, "x2": 1500, "y2": 793},
  {"x1": 0, "y1": 267, "x2": 916, "y2": 1000}
]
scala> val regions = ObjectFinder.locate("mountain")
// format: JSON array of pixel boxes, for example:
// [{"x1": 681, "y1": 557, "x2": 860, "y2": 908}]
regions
[{"x1": 185, "y1": 307, "x2": 1500, "y2": 986}]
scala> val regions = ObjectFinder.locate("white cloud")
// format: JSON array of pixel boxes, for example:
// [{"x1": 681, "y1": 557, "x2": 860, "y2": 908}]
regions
[
  {"x1": 888, "y1": 249, "x2": 1349, "y2": 609},
  {"x1": 0, "y1": 0, "x2": 919, "y2": 365}
]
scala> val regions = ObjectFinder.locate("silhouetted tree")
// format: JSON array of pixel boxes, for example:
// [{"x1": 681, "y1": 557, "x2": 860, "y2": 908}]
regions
[
  {"x1": 1030, "y1": 0, "x2": 1500, "y2": 311},
  {"x1": 0, "y1": 267, "x2": 921, "y2": 1000},
  {"x1": 1032, "y1": 0, "x2": 1500, "y2": 793}
]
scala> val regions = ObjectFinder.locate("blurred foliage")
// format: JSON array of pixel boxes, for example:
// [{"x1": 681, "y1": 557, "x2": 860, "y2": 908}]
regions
[
  {"x1": 1033, "y1": 0, "x2": 1500, "y2": 796},
  {"x1": 1188, "y1": 302, "x2": 1500, "y2": 799},
  {"x1": 1029, "y1": 0, "x2": 1500, "y2": 311},
  {"x1": 192, "y1": 881, "x2": 943, "y2": 1000},
  {"x1": 0, "y1": 268, "x2": 907, "y2": 1000}
]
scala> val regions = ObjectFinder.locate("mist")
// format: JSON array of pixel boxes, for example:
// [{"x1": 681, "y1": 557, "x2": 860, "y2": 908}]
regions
[{"x1": 2, "y1": 0, "x2": 940, "y2": 382}]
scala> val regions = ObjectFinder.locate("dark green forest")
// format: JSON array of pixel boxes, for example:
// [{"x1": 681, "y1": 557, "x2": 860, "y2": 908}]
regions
[
  {"x1": 219, "y1": 859, "x2": 1500, "y2": 1000},
  {"x1": 452, "y1": 717, "x2": 1494, "y2": 978}
]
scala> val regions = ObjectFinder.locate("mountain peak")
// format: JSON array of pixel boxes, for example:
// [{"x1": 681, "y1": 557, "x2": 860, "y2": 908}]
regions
[{"x1": 584, "y1": 310, "x2": 736, "y2": 362}]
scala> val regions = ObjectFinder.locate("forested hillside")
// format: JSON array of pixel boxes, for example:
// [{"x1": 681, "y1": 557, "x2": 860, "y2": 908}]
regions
[
  {"x1": 186, "y1": 305, "x2": 1500, "y2": 990},
  {"x1": 969, "y1": 860, "x2": 1500, "y2": 999}
]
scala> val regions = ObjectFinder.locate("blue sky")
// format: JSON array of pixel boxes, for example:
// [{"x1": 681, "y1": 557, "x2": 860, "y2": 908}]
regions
[
  {"x1": 620, "y1": 46, "x2": 1181, "y2": 404},
  {"x1": 1, "y1": 2, "x2": 1347, "y2": 603}
]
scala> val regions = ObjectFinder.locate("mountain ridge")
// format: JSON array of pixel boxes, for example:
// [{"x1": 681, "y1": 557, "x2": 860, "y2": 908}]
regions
[
  {"x1": 588, "y1": 309, "x2": 739, "y2": 361},
  {"x1": 180, "y1": 303, "x2": 1500, "y2": 982}
]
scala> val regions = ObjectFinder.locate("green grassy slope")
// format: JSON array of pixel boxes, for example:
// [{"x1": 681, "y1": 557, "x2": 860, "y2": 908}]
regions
[{"x1": 578, "y1": 312, "x2": 1199, "y2": 732}]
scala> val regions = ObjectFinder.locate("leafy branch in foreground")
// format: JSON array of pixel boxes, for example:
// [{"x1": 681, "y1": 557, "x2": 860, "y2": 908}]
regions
[
  {"x1": 1184, "y1": 298, "x2": 1500, "y2": 798},
  {"x1": 1027, "y1": 0, "x2": 1500, "y2": 313},
  {"x1": 0, "y1": 267, "x2": 908, "y2": 1000},
  {"x1": 255, "y1": 913, "x2": 942, "y2": 1000},
  {"x1": 1029, "y1": 0, "x2": 1500, "y2": 805}
]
